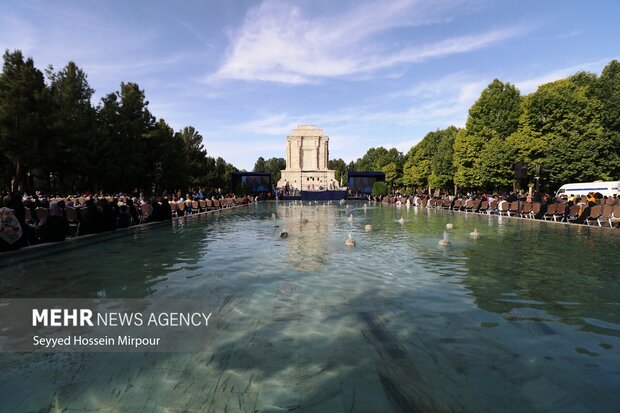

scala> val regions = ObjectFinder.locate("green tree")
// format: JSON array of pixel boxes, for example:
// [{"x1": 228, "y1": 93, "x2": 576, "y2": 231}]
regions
[
  {"x1": 371, "y1": 181, "x2": 388, "y2": 197},
  {"x1": 253, "y1": 156, "x2": 285, "y2": 184},
  {"x1": 264, "y1": 157, "x2": 286, "y2": 184},
  {"x1": 592, "y1": 60, "x2": 620, "y2": 177},
  {"x1": 143, "y1": 119, "x2": 186, "y2": 193},
  {"x1": 403, "y1": 158, "x2": 431, "y2": 189},
  {"x1": 328, "y1": 158, "x2": 347, "y2": 185},
  {"x1": 0, "y1": 50, "x2": 48, "y2": 191},
  {"x1": 429, "y1": 127, "x2": 457, "y2": 190},
  {"x1": 478, "y1": 137, "x2": 517, "y2": 190},
  {"x1": 94, "y1": 91, "x2": 123, "y2": 191},
  {"x1": 46, "y1": 61, "x2": 96, "y2": 193},
  {"x1": 517, "y1": 78, "x2": 612, "y2": 187},
  {"x1": 466, "y1": 79, "x2": 522, "y2": 140},
  {"x1": 454, "y1": 80, "x2": 522, "y2": 190},
  {"x1": 253, "y1": 157, "x2": 266, "y2": 173},
  {"x1": 453, "y1": 130, "x2": 484, "y2": 189},
  {"x1": 382, "y1": 162, "x2": 401, "y2": 188},
  {"x1": 118, "y1": 82, "x2": 155, "y2": 191},
  {"x1": 403, "y1": 127, "x2": 457, "y2": 192},
  {"x1": 176, "y1": 126, "x2": 208, "y2": 188},
  {"x1": 355, "y1": 147, "x2": 403, "y2": 172}
]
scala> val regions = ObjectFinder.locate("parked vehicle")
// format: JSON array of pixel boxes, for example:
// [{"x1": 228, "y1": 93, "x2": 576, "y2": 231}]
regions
[{"x1": 554, "y1": 181, "x2": 619, "y2": 199}]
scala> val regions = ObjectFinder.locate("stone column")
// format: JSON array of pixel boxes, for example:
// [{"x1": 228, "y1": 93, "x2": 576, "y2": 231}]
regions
[
  {"x1": 286, "y1": 139, "x2": 291, "y2": 169},
  {"x1": 316, "y1": 138, "x2": 320, "y2": 171},
  {"x1": 323, "y1": 138, "x2": 329, "y2": 170},
  {"x1": 324, "y1": 138, "x2": 329, "y2": 169}
]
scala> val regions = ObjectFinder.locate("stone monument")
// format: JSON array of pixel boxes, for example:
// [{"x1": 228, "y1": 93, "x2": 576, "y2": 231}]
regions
[{"x1": 277, "y1": 125, "x2": 338, "y2": 190}]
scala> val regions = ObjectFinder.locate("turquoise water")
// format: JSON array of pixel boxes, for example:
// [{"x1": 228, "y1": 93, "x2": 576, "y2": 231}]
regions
[{"x1": 1, "y1": 202, "x2": 620, "y2": 412}]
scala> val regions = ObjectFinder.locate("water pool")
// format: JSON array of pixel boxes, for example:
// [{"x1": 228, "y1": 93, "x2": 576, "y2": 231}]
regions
[{"x1": 1, "y1": 202, "x2": 619, "y2": 412}]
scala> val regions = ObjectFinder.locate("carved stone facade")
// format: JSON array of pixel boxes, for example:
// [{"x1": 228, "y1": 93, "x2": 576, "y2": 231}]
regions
[{"x1": 277, "y1": 125, "x2": 338, "y2": 190}]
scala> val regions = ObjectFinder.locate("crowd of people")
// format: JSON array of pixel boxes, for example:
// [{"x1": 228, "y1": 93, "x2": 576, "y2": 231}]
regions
[
  {"x1": 0, "y1": 190, "x2": 258, "y2": 253},
  {"x1": 373, "y1": 190, "x2": 620, "y2": 227}
]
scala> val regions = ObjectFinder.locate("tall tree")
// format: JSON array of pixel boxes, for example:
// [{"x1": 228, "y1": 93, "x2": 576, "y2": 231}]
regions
[
  {"x1": 382, "y1": 162, "x2": 402, "y2": 188},
  {"x1": 328, "y1": 158, "x2": 347, "y2": 186},
  {"x1": 454, "y1": 80, "x2": 522, "y2": 190},
  {"x1": 46, "y1": 61, "x2": 96, "y2": 192},
  {"x1": 516, "y1": 78, "x2": 612, "y2": 187},
  {"x1": 428, "y1": 126, "x2": 457, "y2": 190},
  {"x1": 592, "y1": 60, "x2": 620, "y2": 177},
  {"x1": 254, "y1": 157, "x2": 285, "y2": 185},
  {"x1": 0, "y1": 50, "x2": 48, "y2": 191},
  {"x1": 354, "y1": 147, "x2": 403, "y2": 172},
  {"x1": 466, "y1": 79, "x2": 522, "y2": 140},
  {"x1": 478, "y1": 137, "x2": 517, "y2": 190},
  {"x1": 176, "y1": 126, "x2": 208, "y2": 189},
  {"x1": 253, "y1": 157, "x2": 266, "y2": 174}
]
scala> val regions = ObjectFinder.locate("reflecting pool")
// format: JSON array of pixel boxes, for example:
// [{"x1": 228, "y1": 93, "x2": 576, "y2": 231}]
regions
[{"x1": 1, "y1": 202, "x2": 619, "y2": 412}]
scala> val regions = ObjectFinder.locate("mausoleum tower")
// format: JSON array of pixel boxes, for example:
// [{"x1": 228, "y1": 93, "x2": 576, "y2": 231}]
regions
[{"x1": 277, "y1": 125, "x2": 338, "y2": 190}]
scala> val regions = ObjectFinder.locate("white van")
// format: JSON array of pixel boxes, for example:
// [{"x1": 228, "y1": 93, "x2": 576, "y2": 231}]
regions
[{"x1": 554, "y1": 181, "x2": 620, "y2": 199}]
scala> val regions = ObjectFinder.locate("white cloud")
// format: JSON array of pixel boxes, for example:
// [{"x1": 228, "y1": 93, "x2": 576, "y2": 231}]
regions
[{"x1": 210, "y1": 0, "x2": 527, "y2": 84}]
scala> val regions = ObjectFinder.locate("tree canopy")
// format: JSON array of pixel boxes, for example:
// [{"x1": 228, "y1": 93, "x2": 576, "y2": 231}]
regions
[
  {"x1": 253, "y1": 157, "x2": 286, "y2": 184},
  {"x1": 0, "y1": 49, "x2": 237, "y2": 194}
]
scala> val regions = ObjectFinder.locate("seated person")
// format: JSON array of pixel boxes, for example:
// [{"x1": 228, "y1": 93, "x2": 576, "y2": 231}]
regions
[
  {"x1": 117, "y1": 205, "x2": 132, "y2": 228},
  {"x1": 38, "y1": 202, "x2": 67, "y2": 243},
  {"x1": 0, "y1": 207, "x2": 23, "y2": 252}
]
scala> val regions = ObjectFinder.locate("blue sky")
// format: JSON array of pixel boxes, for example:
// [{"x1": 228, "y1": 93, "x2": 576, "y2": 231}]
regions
[{"x1": 1, "y1": 0, "x2": 618, "y2": 170}]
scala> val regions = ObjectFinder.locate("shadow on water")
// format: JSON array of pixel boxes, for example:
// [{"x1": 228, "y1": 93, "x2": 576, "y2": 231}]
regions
[{"x1": 0, "y1": 202, "x2": 619, "y2": 412}]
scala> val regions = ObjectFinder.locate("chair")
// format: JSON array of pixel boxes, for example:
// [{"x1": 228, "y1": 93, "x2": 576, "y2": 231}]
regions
[
  {"x1": 553, "y1": 203, "x2": 566, "y2": 222},
  {"x1": 140, "y1": 204, "x2": 152, "y2": 223},
  {"x1": 479, "y1": 201, "x2": 488, "y2": 214},
  {"x1": 543, "y1": 204, "x2": 558, "y2": 221},
  {"x1": 599, "y1": 205, "x2": 614, "y2": 227},
  {"x1": 521, "y1": 202, "x2": 532, "y2": 218},
  {"x1": 530, "y1": 202, "x2": 542, "y2": 219},
  {"x1": 507, "y1": 201, "x2": 520, "y2": 217},
  {"x1": 192, "y1": 200, "x2": 199, "y2": 212},
  {"x1": 169, "y1": 202, "x2": 178, "y2": 217},
  {"x1": 213, "y1": 199, "x2": 220, "y2": 209},
  {"x1": 498, "y1": 202, "x2": 510, "y2": 216},
  {"x1": 453, "y1": 199, "x2": 462, "y2": 211},
  {"x1": 585, "y1": 205, "x2": 604, "y2": 226},
  {"x1": 206, "y1": 199, "x2": 213, "y2": 211},
  {"x1": 566, "y1": 205, "x2": 581, "y2": 223},
  {"x1": 199, "y1": 200, "x2": 206, "y2": 212},
  {"x1": 35, "y1": 207, "x2": 49, "y2": 222},
  {"x1": 442, "y1": 199, "x2": 451, "y2": 209},
  {"x1": 64, "y1": 207, "x2": 81, "y2": 236},
  {"x1": 489, "y1": 201, "x2": 498, "y2": 214},
  {"x1": 176, "y1": 201, "x2": 185, "y2": 216},
  {"x1": 25, "y1": 208, "x2": 36, "y2": 226},
  {"x1": 609, "y1": 205, "x2": 620, "y2": 227},
  {"x1": 419, "y1": 198, "x2": 428, "y2": 208}
]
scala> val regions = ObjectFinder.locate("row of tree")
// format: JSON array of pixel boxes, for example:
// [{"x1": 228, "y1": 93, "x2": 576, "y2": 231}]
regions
[
  {"x1": 273, "y1": 60, "x2": 619, "y2": 194},
  {"x1": 0, "y1": 49, "x2": 237, "y2": 195}
]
